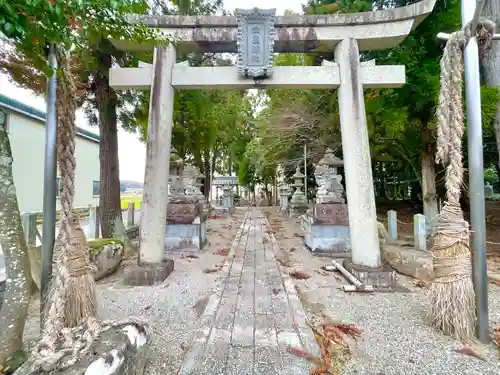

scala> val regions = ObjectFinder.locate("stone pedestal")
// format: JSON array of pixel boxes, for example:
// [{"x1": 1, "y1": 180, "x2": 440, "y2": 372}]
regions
[
  {"x1": 124, "y1": 259, "x2": 175, "y2": 286},
  {"x1": 343, "y1": 259, "x2": 396, "y2": 292},
  {"x1": 165, "y1": 197, "x2": 208, "y2": 251},
  {"x1": 303, "y1": 203, "x2": 351, "y2": 256}
]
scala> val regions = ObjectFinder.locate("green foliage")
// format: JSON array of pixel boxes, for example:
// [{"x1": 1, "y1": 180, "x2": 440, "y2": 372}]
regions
[
  {"x1": 254, "y1": 0, "x2": 499, "y2": 197},
  {"x1": 484, "y1": 168, "x2": 498, "y2": 183},
  {"x1": 1, "y1": 0, "x2": 169, "y2": 73}
]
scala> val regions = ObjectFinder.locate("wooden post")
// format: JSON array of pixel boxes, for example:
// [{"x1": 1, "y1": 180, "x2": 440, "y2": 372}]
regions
[
  {"x1": 387, "y1": 210, "x2": 397, "y2": 242},
  {"x1": 88, "y1": 205, "x2": 99, "y2": 239},
  {"x1": 127, "y1": 202, "x2": 135, "y2": 227},
  {"x1": 21, "y1": 213, "x2": 37, "y2": 246},
  {"x1": 413, "y1": 214, "x2": 427, "y2": 251}
]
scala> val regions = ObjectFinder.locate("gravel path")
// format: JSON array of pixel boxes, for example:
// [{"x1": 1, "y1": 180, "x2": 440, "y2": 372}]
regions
[{"x1": 264, "y1": 208, "x2": 500, "y2": 375}]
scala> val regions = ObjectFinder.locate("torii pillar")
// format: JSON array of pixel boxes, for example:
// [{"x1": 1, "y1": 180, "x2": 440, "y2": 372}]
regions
[{"x1": 123, "y1": 45, "x2": 176, "y2": 286}]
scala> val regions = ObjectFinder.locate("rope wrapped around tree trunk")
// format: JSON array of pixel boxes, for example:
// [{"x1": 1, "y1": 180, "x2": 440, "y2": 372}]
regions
[
  {"x1": 31, "y1": 48, "x2": 100, "y2": 371},
  {"x1": 31, "y1": 49, "x2": 151, "y2": 373},
  {"x1": 431, "y1": 18, "x2": 495, "y2": 342}
]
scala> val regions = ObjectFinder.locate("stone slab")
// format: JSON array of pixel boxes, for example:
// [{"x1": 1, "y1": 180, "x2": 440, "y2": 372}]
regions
[
  {"x1": 313, "y1": 203, "x2": 349, "y2": 226},
  {"x1": 303, "y1": 222, "x2": 351, "y2": 256},
  {"x1": 14, "y1": 323, "x2": 149, "y2": 375},
  {"x1": 343, "y1": 258, "x2": 396, "y2": 292},
  {"x1": 164, "y1": 218, "x2": 208, "y2": 251},
  {"x1": 167, "y1": 200, "x2": 204, "y2": 223},
  {"x1": 123, "y1": 259, "x2": 174, "y2": 286},
  {"x1": 383, "y1": 244, "x2": 434, "y2": 282}
]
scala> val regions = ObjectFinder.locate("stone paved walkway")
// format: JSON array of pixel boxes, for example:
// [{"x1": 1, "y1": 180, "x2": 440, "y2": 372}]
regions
[{"x1": 179, "y1": 209, "x2": 320, "y2": 375}]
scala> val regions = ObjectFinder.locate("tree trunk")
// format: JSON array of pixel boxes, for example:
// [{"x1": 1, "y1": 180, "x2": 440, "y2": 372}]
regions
[
  {"x1": 94, "y1": 51, "x2": 123, "y2": 238},
  {"x1": 0, "y1": 124, "x2": 31, "y2": 367},
  {"x1": 421, "y1": 147, "x2": 439, "y2": 235},
  {"x1": 210, "y1": 150, "x2": 217, "y2": 200},
  {"x1": 203, "y1": 149, "x2": 210, "y2": 199},
  {"x1": 482, "y1": 1, "x2": 500, "y2": 170}
]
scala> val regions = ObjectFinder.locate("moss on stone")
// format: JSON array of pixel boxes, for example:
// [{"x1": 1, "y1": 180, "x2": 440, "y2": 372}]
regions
[{"x1": 88, "y1": 238, "x2": 124, "y2": 252}]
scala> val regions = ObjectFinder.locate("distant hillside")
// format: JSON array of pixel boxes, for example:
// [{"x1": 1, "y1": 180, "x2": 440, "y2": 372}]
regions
[{"x1": 120, "y1": 180, "x2": 144, "y2": 192}]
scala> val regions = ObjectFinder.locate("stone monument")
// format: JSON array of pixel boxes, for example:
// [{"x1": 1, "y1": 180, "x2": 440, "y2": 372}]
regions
[
  {"x1": 484, "y1": 182, "x2": 494, "y2": 199},
  {"x1": 303, "y1": 149, "x2": 350, "y2": 256},
  {"x1": 165, "y1": 159, "x2": 207, "y2": 252},
  {"x1": 290, "y1": 166, "x2": 308, "y2": 216}
]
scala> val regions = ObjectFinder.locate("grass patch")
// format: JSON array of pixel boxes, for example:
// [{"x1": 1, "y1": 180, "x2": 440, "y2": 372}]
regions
[
  {"x1": 121, "y1": 194, "x2": 142, "y2": 210},
  {"x1": 2, "y1": 350, "x2": 29, "y2": 374}
]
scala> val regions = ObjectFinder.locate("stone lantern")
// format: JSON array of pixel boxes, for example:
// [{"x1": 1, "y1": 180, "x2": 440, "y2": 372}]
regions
[{"x1": 290, "y1": 166, "x2": 308, "y2": 215}]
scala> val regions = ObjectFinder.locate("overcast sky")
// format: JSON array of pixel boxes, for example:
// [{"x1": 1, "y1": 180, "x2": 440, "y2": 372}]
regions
[{"x1": 0, "y1": 0, "x2": 304, "y2": 182}]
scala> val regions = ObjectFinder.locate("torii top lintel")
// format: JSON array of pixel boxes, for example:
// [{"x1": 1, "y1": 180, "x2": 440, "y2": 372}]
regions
[{"x1": 111, "y1": 0, "x2": 436, "y2": 54}]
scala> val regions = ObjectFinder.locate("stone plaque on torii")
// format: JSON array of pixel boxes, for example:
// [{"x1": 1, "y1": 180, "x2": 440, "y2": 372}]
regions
[
  {"x1": 235, "y1": 8, "x2": 275, "y2": 79},
  {"x1": 108, "y1": 0, "x2": 437, "y2": 285}
]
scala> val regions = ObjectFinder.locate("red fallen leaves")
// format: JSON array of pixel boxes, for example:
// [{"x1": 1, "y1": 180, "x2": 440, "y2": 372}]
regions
[
  {"x1": 490, "y1": 278, "x2": 500, "y2": 286},
  {"x1": 453, "y1": 347, "x2": 486, "y2": 361},
  {"x1": 322, "y1": 323, "x2": 362, "y2": 345},
  {"x1": 286, "y1": 347, "x2": 325, "y2": 367},
  {"x1": 493, "y1": 326, "x2": 500, "y2": 355},
  {"x1": 414, "y1": 280, "x2": 429, "y2": 288},
  {"x1": 312, "y1": 321, "x2": 362, "y2": 374},
  {"x1": 208, "y1": 215, "x2": 222, "y2": 219},
  {"x1": 215, "y1": 247, "x2": 230, "y2": 256},
  {"x1": 271, "y1": 288, "x2": 281, "y2": 295},
  {"x1": 289, "y1": 270, "x2": 311, "y2": 280},
  {"x1": 180, "y1": 254, "x2": 199, "y2": 259},
  {"x1": 203, "y1": 264, "x2": 223, "y2": 273}
]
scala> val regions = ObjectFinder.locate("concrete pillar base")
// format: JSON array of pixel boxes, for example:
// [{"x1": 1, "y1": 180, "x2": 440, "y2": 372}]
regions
[
  {"x1": 343, "y1": 259, "x2": 396, "y2": 292},
  {"x1": 123, "y1": 259, "x2": 174, "y2": 286}
]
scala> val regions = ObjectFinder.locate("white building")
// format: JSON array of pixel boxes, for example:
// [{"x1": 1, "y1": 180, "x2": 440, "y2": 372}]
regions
[{"x1": 0, "y1": 94, "x2": 100, "y2": 214}]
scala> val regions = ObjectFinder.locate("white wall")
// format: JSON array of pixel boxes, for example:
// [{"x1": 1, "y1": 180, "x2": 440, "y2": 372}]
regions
[{"x1": 6, "y1": 110, "x2": 100, "y2": 213}]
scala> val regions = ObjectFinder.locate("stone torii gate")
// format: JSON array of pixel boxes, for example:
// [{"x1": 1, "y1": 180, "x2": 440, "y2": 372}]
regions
[{"x1": 109, "y1": 0, "x2": 436, "y2": 283}]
